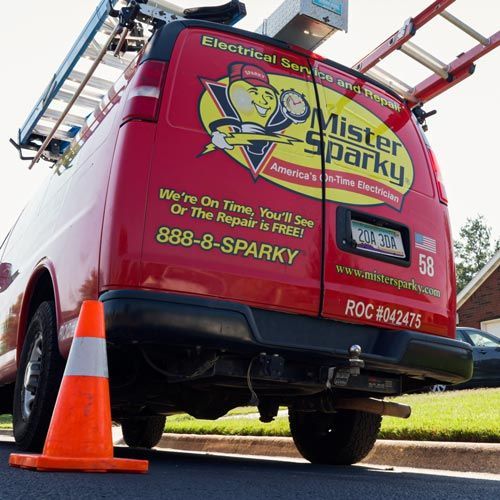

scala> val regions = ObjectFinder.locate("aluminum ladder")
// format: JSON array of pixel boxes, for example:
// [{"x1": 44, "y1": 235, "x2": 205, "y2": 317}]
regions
[
  {"x1": 352, "y1": 0, "x2": 499, "y2": 106},
  {"x1": 12, "y1": 0, "x2": 246, "y2": 169}
]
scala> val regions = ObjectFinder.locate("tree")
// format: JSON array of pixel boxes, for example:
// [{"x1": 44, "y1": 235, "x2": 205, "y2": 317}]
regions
[{"x1": 454, "y1": 215, "x2": 499, "y2": 293}]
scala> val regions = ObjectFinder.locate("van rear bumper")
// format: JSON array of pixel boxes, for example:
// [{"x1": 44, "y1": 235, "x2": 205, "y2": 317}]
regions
[{"x1": 100, "y1": 290, "x2": 473, "y2": 388}]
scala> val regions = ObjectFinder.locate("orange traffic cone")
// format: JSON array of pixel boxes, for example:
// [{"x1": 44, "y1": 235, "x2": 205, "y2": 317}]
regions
[{"x1": 9, "y1": 300, "x2": 148, "y2": 473}]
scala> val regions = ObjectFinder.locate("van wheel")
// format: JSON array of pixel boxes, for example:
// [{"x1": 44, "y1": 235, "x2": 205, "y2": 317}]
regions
[
  {"x1": 13, "y1": 301, "x2": 64, "y2": 451},
  {"x1": 289, "y1": 409, "x2": 381, "y2": 465},
  {"x1": 121, "y1": 416, "x2": 166, "y2": 449}
]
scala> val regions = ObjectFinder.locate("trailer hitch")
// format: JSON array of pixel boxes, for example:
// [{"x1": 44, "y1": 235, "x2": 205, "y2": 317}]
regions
[{"x1": 326, "y1": 344, "x2": 365, "y2": 389}]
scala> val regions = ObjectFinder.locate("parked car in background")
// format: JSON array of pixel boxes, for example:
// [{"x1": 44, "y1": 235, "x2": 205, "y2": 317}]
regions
[{"x1": 431, "y1": 328, "x2": 500, "y2": 391}]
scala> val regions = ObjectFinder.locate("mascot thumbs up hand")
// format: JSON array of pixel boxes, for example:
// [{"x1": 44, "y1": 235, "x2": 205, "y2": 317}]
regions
[{"x1": 211, "y1": 130, "x2": 234, "y2": 150}]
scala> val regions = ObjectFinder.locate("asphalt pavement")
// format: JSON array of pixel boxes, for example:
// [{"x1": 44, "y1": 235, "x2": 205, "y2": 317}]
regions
[{"x1": 0, "y1": 436, "x2": 498, "y2": 500}]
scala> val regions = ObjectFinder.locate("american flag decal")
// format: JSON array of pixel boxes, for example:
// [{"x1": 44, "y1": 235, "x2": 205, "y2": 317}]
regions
[{"x1": 415, "y1": 233, "x2": 436, "y2": 253}]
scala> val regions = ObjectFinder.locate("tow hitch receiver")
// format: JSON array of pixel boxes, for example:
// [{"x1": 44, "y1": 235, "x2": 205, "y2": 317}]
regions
[
  {"x1": 325, "y1": 345, "x2": 401, "y2": 394},
  {"x1": 326, "y1": 344, "x2": 364, "y2": 389},
  {"x1": 329, "y1": 344, "x2": 365, "y2": 381}
]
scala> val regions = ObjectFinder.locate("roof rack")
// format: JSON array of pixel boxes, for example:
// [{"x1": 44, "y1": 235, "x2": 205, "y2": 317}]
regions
[
  {"x1": 353, "y1": 0, "x2": 499, "y2": 107},
  {"x1": 12, "y1": 0, "x2": 246, "y2": 169}
]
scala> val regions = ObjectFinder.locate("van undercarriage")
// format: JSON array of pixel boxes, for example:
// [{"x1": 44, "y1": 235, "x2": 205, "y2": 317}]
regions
[{"x1": 103, "y1": 290, "x2": 472, "y2": 421}]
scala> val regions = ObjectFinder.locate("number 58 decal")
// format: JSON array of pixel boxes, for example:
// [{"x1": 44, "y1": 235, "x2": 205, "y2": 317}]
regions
[{"x1": 418, "y1": 254, "x2": 435, "y2": 277}]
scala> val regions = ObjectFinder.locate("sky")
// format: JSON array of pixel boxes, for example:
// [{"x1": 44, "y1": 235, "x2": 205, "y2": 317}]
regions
[{"x1": 1, "y1": 0, "x2": 499, "y2": 243}]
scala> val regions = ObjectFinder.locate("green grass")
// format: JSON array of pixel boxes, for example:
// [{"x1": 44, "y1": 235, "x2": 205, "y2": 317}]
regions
[
  {"x1": 1, "y1": 389, "x2": 499, "y2": 442},
  {"x1": 0, "y1": 414, "x2": 11, "y2": 429},
  {"x1": 166, "y1": 412, "x2": 291, "y2": 437},
  {"x1": 380, "y1": 389, "x2": 500, "y2": 442},
  {"x1": 165, "y1": 388, "x2": 500, "y2": 443},
  {"x1": 225, "y1": 406, "x2": 279, "y2": 416},
  {"x1": 0, "y1": 406, "x2": 262, "y2": 429}
]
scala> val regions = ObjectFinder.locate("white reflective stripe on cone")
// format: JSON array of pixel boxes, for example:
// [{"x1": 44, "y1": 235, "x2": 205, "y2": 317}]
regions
[{"x1": 64, "y1": 337, "x2": 109, "y2": 378}]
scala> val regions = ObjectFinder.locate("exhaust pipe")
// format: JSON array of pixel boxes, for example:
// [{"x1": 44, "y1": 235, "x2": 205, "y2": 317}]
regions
[{"x1": 334, "y1": 397, "x2": 411, "y2": 419}]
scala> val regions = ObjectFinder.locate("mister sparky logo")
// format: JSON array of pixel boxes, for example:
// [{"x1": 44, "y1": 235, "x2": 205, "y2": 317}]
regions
[
  {"x1": 199, "y1": 62, "x2": 311, "y2": 178},
  {"x1": 198, "y1": 62, "x2": 414, "y2": 210}
]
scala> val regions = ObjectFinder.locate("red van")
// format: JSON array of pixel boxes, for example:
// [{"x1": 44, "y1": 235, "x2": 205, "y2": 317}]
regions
[{"x1": 0, "y1": 19, "x2": 472, "y2": 464}]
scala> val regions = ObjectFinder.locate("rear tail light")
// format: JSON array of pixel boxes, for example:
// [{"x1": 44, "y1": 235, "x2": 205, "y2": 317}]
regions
[
  {"x1": 428, "y1": 148, "x2": 448, "y2": 205},
  {"x1": 121, "y1": 60, "x2": 168, "y2": 123}
]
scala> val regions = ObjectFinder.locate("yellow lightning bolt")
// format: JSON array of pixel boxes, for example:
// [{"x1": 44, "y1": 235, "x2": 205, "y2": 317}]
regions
[{"x1": 200, "y1": 132, "x2": 300, "y2": 156}]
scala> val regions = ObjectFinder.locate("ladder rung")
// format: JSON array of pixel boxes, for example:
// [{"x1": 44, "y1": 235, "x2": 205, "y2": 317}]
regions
[
  {"x1": 33, "y1": 124, "x2": 72, "y2": 141},
  {"x1": 43, "y1": 108, "x2": 87, "y2": 127},
  {"x1": 101, "y1": 18, "x2": 119, "y2": 35},
  {"x1": 366, "y1": 67, "x2": 415, "y2": 101},
  {"x1": 56, "y1": 89, "x2": 101, "y2": 109},
  {"x1": 38, "y1": 117, "x2": 74, "y2": 132},
  {"x1": 62, "y1": 84, "x2": 105, "y2": 101},
  {"x1": 440, "y1": 10, "x2": 489, "y2": 45},
  {"x1": 400, "y1": 41, "x2": 449, "y2": 79},
  {"x1": 68, "y1": 70, "x2": 115, "y2": 91}
]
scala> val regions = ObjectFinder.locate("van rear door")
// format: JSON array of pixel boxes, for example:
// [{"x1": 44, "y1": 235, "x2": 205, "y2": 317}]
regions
[
  {"x1": 140, "y1": 28, "x2": 323, "y2": 314},
  {"x1": 310, "y1": 59, "x2": 455, "y2": 337}
]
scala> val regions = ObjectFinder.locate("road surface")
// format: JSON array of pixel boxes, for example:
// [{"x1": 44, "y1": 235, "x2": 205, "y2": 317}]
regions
[{"x1": 0, "y1": 436, "x2": 498, "y2": 499}]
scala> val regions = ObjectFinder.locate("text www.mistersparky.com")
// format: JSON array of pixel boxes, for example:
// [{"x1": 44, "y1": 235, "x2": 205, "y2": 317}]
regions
[{"x1": 335, "y1": 265, "x2": 441, "y2": 298}]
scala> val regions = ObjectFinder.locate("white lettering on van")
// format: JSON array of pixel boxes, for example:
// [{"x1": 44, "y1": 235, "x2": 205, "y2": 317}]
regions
[{"x1": 345, "y1": 299, "x2": 374, "y2": 320}]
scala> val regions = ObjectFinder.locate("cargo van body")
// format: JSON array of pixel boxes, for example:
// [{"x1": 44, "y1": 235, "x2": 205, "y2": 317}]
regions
[{"x1": 0, "y1": 20, "x2": 472, "y2": 460}]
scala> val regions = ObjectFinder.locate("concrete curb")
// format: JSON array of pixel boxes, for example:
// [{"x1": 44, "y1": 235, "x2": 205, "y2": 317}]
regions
[
  {"x1": 157, "y1": 434, "x2": 500, "y2": 474},
  {"x1": 3, "y1": 429, "x2": 498, "y2": 474}
]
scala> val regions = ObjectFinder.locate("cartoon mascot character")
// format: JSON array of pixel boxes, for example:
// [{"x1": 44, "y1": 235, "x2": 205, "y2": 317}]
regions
[{"x1": 204, "y1": 62, "x2": 310, "y2": 162}]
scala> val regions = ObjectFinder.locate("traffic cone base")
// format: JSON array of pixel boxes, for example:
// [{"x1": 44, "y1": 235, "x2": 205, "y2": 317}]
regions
[
  {"x1": 9, "y1": 453, "x2": 148, "y2": 473},
  {"x1": 9, "y1": 301, "x2": 148, "y2": 474}
]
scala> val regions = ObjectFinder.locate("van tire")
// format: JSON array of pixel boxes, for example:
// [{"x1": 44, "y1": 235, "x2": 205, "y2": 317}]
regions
[
  {"x1": 121, "y1": 416, "x2": 166, "y2": 449},
  {"x1": 289, "y1": 409, "x2": 381, "y2": 465},
  {"x1": 13, "y1": 301, "x2": 64, "y2": 451}
]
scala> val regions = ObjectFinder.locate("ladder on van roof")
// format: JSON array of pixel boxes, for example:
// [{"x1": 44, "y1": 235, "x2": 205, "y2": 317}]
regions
[
  {"x1": 12, "y1": 0, "x2": 499, "y2": 168},
  {"x1": 353, "y1": 0, "x2": 499, "y2": 107},
  {"x1": 12, "y1": 0, "x2": 246, "y2": 169}
]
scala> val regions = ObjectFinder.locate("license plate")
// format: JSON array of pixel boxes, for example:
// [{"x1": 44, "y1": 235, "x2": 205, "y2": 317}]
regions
[{"x1": 351, "y1": 220, "x2": 406, "y2": 259}]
